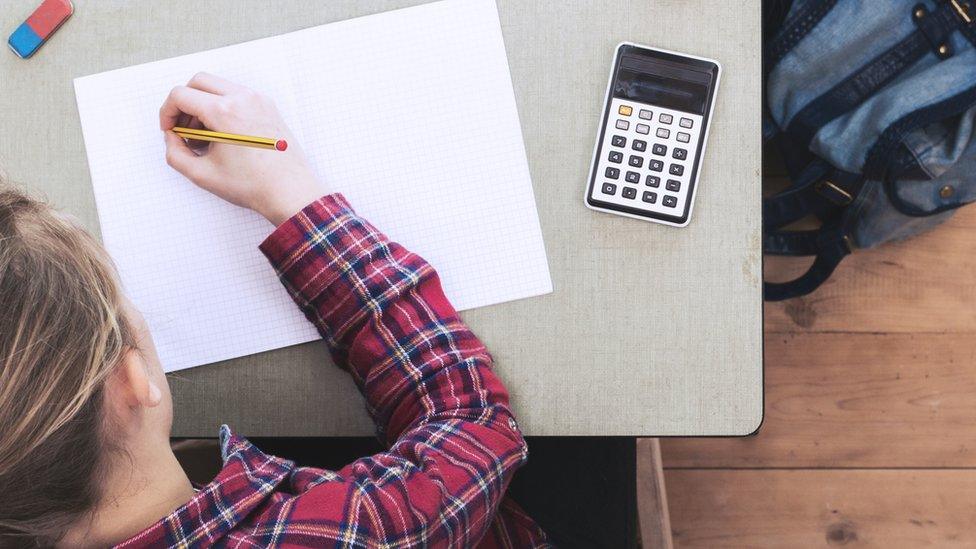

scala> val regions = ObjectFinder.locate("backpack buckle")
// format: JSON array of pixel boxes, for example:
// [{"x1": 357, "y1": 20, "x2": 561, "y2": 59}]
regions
[
  {"x1": 842, "y1": 234, "x2": 855, "y2": 252},
  {"x1": 816, "y1": 180, "x2": 854, "y2": 206},
  {"x1": 949, "y1": 0, "x2": 973, "y2": 24}
]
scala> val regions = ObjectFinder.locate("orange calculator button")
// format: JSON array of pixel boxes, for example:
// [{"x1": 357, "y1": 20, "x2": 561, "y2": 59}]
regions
[{"x1": 618, "y1": 105, "x2": 633, "y2": 116}]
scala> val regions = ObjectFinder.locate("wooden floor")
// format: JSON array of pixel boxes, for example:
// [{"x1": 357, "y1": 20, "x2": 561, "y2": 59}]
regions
[{"x1": 650, "y1": 175, "x2": 976, "y2": 546}]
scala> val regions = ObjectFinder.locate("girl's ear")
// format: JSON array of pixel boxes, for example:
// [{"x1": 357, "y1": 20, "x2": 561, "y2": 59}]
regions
[{"x1": 108, "y1": 348, "x2": 163, "y2": 410}]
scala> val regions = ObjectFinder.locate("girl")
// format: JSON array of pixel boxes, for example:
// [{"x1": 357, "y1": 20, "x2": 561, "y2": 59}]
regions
[{"x1": 0, "y1": 73, "x2": 549, "y2": 548}]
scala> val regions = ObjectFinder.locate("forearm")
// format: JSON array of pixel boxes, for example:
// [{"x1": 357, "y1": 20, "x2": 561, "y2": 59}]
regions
[{"x1": 259, "y1": 194, "x2": 520, "y2": 442}]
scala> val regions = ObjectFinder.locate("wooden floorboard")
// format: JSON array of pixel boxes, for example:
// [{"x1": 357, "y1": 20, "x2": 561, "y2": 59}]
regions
[
  {"x1": 765, "y1": 208, "x2": 976, "y2": 334},
  {"x1": 666, "y1": 469, "x2": 976, "y2": 548},
  {"x1": 662, "y1": 332, "x2": 976, "y2": 468}
]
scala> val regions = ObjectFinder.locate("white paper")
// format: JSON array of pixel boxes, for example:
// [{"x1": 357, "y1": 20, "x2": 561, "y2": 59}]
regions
[{"x1": 74, "y1": 0, "x2": 552, "y2": 372}]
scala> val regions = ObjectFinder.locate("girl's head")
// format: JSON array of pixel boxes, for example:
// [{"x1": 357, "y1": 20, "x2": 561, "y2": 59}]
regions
[{"x1": 0, "y1": 184, "x2": 171, "y2": 546}]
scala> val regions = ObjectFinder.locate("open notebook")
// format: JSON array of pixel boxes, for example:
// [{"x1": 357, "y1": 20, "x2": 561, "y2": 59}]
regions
[{"x1": 74, "y1": 0, "x2": 551, "y2": 373}]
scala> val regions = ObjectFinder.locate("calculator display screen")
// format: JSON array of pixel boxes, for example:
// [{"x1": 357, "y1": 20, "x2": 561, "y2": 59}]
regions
[{"x1": 613, "y1": 54, "x2": 714, "y2": 115}]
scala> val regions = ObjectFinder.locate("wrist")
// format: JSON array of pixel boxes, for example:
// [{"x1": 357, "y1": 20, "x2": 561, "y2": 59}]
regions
[{"x1": 260, "y1": 183, "x2": 329, "y2": 227}]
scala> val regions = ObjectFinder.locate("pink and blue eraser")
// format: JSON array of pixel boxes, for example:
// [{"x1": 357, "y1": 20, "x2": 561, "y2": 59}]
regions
[{"x1": 8, "y1": 0, "x2": 73, "y2": 59}]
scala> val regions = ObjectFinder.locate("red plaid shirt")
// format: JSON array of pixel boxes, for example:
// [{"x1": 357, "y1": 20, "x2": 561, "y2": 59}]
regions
[{"x1": 118, "y1": 195, "x2": 550, "y2": 548}]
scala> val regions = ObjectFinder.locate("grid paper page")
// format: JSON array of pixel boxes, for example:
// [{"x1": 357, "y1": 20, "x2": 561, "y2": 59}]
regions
[{"x1": 74, "y1": 0, "x2": 552, "y2": 373}]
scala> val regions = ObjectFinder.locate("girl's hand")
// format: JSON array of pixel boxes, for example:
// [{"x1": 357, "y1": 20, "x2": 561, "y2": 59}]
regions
[{"x1": 159, "y1": 73, "x2": 328, "y2": 226}]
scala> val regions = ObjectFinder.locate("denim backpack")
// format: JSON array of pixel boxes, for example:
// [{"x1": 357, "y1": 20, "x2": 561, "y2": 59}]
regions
[{"x1": 763, "y1": 0, "x2": 976, "y2": 301}]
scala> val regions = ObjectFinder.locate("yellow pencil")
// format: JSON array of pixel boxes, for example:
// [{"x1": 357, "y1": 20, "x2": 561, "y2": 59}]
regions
[{"x1": 172, "y1": 127, "x2": 288, "y2": 151}]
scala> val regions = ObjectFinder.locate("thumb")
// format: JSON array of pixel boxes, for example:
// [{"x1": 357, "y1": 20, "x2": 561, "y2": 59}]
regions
[{"x1": 163, "y1": 131, "x2": 213, "y2": 185}]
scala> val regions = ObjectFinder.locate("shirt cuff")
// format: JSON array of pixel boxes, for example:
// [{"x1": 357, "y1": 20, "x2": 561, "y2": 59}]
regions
[
  {"x1": 258, "y1": 193, "x2": 383, "y2": 301},
  {"x1": 259, "y1": 193, "x2": 351, "y2": 259}
]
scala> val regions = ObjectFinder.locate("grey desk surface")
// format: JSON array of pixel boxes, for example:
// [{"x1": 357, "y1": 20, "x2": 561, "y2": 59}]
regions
[{"x1": 0, "y1": 0, "x2": 762, "y2": 437}]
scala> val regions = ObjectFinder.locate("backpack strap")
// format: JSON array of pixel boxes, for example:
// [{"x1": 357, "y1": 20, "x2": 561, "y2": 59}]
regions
[
  {"x1": 764, "y1": 229, "x2": 824, "y2": 256},
  {"x1": 764, "y1": 224, "x2": 853, "y2": 301},
  {"x1": 764, "y1": 161, "x2": 864, "y2": 230},
  {"x1": 765, "y1": 0, "x2": 839, "y2": 76},
  {"x1": 763, "y1": 162, "x2": 865, "y2": 300}
]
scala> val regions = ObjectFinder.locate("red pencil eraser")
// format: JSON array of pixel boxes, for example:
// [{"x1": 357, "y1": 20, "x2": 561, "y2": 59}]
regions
[
  {"x1": 27, "y1": 0, "x2": 73, "y2": 38},
  {"x1": 275, "y1": 139, "x2": 288, "y2": 151}
]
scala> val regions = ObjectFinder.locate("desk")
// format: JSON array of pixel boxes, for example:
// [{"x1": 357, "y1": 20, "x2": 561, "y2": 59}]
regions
[{"x1": 0, "y1": 0, "x2": 762, "y2": 436}]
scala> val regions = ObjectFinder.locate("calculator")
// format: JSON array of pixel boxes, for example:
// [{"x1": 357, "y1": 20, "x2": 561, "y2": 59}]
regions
[{"x1": 585, "y1": 43, "x2": 721, "y2": 227}]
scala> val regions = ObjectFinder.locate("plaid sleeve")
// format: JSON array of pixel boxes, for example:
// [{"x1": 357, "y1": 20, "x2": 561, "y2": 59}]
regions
[{"x1": 259, "y1": 194, "x2": 528, "y2": 546}]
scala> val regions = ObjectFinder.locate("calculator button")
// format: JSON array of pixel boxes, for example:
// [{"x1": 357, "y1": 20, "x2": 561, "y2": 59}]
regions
[
  {"x1": 639, "y1": 109, "x2": 653, "y2": 120},
  {"x1": 618, "y1": 105, "x2": 633, "y2": 116},
  {"x1": 642, "y1": 191, "x2": 657, "y2": 203},
  {"x1": 658, "y1": 113, "x2": 673, "y2": 125},
  {"x1": 666, "y1": 179, "x2": 681, "y2": 192},
  {"x1": 649, "y1": 160, "x2": 664, "y2": 172},
  {"x1": 628, "y1": 155, "x2": 643, "y2": 168},
  {"x1": 625, "y1": 171, "x2": 640, "y2": 183},
  {"x1": 669, "y1": 164, "x2": 684, "y2": 176},
  {"x1": 663, "y1": 195, "x2": 678, "y2": 208},
  {"x1": 679, "y1": 117, "x2": 693, "y2": 128},
  {"x1": 656, "y1": 128, "x2": 670, "y2": 139},
  {"x1": 636, "y1": 123, "x2": 650, "y2": 135},
  {"x1": 622, "y1": 187, "x2": 637, "y2": 199},
  {"x1": 616, "y1": 120, "x2": 630, "y2": 130},
  {"x1": 645, "y1": 175, "x2": 660, "y2": 187},
  {"x1": 611, "y1": 135, "x2": 627, "y2": 147},
  {"x1": 632, "y1": 139, "x2": 647, "y2": 152},
  {"x1": 602, "y1": 182, "x2": 617, "y2": 195},
  {"x1": 673, "y1": 148, "x2": 687, "y2": 160},
  {"x1": 608, "y1": 151, "x2": 623, "y2": 163},
  {"x1": 677, "y1": 132, "x2": 691, "y2": 143},
  {"x1": 605, "y1": 167, "x2": 619, "y2": 179},
  {"x1": 652, "y1": 144, "x2": 667, "y2": 156}
]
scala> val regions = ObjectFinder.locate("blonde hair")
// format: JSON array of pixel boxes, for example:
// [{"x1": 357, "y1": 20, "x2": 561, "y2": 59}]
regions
[{"x1": 0, "y1": 184, "x2": 133, "y2": 546}]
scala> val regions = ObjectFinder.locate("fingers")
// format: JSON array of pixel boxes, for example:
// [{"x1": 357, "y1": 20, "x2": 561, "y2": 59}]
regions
[
  {"x1": 172, "y1": 114, "x2": 208, "y2": 152},
  {"x1": 163, "y1": 131, "x2": 212, "y2": 184},
  {"x1": 159, "y1": 86, "x2": 222, "y2": 130},
  {"x1": 186, "y1": 72, "x2": 245, "y2": 95}
]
